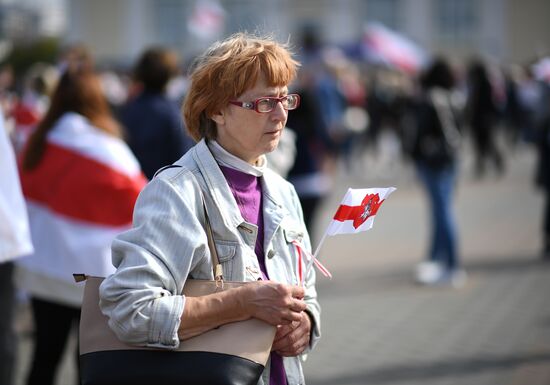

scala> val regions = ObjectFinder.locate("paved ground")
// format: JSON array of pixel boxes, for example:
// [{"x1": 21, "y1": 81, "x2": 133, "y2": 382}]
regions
[
  {"x1": 14, "y1": 135, "x2": 550, "y2": 385},
  {"x1": 302, "y1": 136, "x2": 550, "y2": 385}
]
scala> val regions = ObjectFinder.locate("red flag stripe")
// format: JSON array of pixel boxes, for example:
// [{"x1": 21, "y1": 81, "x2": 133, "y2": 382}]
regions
[
  {"x1": 333, "y1": 204, "x2": 362, "y2": 222},
  {"x1": 333, "y1": 198, "x2": 385, "y2": 223},
  {"x1": 20, "y1": 142, "x2": 146, "y2": 226}
]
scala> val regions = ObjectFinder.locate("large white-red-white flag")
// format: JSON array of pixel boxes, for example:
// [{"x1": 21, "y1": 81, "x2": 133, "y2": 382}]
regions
[
  {"x1": 188, "y1": 0, "x2": 226, "y2": 40},
  {"x1": 325, "y1": 187, "x2": 396, "y2": 236},
  {"x1": 361, "y1": 22, "x2": 427, "y2": 75},
  {"x1": 17, "y1": 113, "x2": 147, "y2": 292}
]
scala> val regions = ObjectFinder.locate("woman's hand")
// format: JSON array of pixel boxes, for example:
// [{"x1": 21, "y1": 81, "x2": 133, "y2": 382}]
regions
[
  {"x1": 241, "y1": 281, "x2": 306, "y2": 326},
  {"x1": 272, "y1": 311, "x2": 311, "y2": 356},
  {"x1": 179, "y1": 281, "x2": 306, "y2": 341}
]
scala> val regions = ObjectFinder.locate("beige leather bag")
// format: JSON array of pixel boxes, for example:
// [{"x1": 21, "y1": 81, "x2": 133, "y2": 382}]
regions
[
  {"x1": 77, "y1": 199, "x2": 276, "y2": 385},
  {"x1": 79, "y1": 278, "x2": 276, "y2": 364}
]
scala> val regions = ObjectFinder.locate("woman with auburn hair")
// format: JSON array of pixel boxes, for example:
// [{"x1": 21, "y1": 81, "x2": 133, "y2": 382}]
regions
[
  {"x1": 100, "y1": 33, "x2": 321, "y2": 384},
  {"x1": 18, "y1": 65, "x2": 147, "y2": 385}
]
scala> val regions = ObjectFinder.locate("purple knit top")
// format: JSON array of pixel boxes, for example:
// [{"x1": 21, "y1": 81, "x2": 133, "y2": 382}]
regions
[{"x1": 220, "y1": 165, "x2": 287, "y2": 385}]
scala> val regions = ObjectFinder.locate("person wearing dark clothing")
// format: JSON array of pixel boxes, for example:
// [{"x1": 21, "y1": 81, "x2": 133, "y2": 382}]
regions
[
  {"x1": 466, "y1": 60, "x2": 505, "y2": 178},
  {"x1": 535, "y1": 86, "x2": 550, "y2": 259},
  {"x1": 502, "y1": 70, "x2": 522, "y2": 147},
  {"x1": 120, "y1": 47, "x2": 193, "y2": 179},
  {"x1": 286, "y1": 84, "x2": 334, "y2": 233},
  {"x1": 537, "y1": 118, "x2": 550, "y2": 259},
  {"x1": 411, "y1": 58, "x2": 466, "y2": 287}
]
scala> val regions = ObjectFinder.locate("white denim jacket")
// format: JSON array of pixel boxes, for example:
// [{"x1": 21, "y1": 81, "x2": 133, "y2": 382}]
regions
[{"x1": 99, "y1": 139, "x2": 321, "y2": 385}]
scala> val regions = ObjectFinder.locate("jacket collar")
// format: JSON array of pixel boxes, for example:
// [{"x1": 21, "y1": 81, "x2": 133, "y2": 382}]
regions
[
  {"x1": 192, "y1": 139, "x2": 242, "y2": 230},
  {"x1": 191, "y1": 139, "x2": 287, "y2": 244}
]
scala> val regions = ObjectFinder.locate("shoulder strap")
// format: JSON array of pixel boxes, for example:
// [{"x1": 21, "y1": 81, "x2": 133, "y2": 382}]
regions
[
  {"x1": 203, "y1": 202, "x2": 223, "y2": 284},
  {"x1": 153, "y1": 164, "x2": 223, "y2": 283},
  {"x1": 430, "y1": 89, "x2": 461, "y2": 149},
  {"x1": 153, "y1": 164, "x2": 184, "y2": 178}
]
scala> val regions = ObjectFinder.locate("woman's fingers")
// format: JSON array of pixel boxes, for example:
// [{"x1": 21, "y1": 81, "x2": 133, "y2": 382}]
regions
[
  {"x1": 289, "y1": 285, "x2": 305, "y2": 300},
  {"x1": 244, "y1": 281, "x2": 307, "y2": 325},
  {"x1": 272, "y1": 312, "x2": 311, "y2": 356}
]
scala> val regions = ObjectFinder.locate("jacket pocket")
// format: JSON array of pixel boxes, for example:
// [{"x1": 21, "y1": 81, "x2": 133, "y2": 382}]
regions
[
  {"x1": 213, "y1": 240, "x2": 237, "y2": 278},
  {"x1": 273, "y1": 225, "x2": 305, "y2": 285}
]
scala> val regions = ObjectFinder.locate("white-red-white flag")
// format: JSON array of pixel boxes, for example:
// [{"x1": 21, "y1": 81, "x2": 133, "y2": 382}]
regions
[
  {"x1": 18, "y1": 113, "x2": 147, "y2": 285},
  {"x1": 325, "y1": 187, "x2": 396, "y2": 236},
  {"x1": 188, "y1": 0, "x2": 225, "y2": 40},
  {"x1": 304, "y1": 186, "x2": 396, "y2": 279},
  {"x1": 361, "y1": 23, "x2": 428, "y2": 75}
]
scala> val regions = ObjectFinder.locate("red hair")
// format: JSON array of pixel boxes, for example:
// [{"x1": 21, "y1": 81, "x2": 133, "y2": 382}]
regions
[{"x1": 183, "y1": 33, "x2": 299, "y2": 141}]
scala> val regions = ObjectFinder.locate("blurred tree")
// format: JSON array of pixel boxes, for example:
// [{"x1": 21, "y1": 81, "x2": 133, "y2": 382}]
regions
[{"x1": 3, "y1": 37, "x2": 60, "y2": 86}]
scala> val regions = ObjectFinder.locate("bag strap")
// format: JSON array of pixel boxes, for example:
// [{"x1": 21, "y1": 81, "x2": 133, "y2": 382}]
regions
[
  {"x1": 73, "y1": 166, "x2": 223, "y2": 285},
  {"x1": 202, "y1": 196, "x2": 223, "y2": 285},
  {"x1": 429, "y1": 89, "x2": 461, "y2": 149},
  {"x1": 155, "y1": 164, "x2": 223, "y2": 284}
]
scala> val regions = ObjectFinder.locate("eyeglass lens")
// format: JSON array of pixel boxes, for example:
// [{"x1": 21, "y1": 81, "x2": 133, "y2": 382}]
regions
[{"x1": 257, "y1": 95, "x2": 299, "y2": 112}]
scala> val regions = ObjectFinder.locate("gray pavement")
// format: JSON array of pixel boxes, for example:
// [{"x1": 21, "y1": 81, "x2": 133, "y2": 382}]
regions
[
  {"x1": 14, "y1": 136, "x2": 550, "y2": 385},
  {"x1": 302, "y1": 136, "x2": 550, "y2": 385}
]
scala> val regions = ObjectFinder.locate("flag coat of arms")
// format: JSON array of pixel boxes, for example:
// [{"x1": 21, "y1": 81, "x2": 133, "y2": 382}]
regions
[{"x1": 325, "y1": 187, "x2": 396, "y2": 236}]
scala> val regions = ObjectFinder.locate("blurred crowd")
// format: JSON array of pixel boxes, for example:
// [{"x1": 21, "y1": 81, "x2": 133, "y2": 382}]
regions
[
  {"x1": 1, "y1": 31, "x2": 550, "y2": 384},
  {"x1": 2, "y1": 39, "x2": 549, "y2": 189}
]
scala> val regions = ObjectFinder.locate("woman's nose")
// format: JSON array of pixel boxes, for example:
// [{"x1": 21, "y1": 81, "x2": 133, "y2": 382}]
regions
[{"x1": 270, "y1": 101, "x2": 287, "y2": 121}]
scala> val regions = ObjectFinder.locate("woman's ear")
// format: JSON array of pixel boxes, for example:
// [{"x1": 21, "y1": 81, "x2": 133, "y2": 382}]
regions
[{"x1": 210, "y1": 109, "x2": 225, "y2": 126}]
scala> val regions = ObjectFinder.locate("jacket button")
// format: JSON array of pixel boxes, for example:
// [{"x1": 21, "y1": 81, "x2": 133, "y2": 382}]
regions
[{"x1": 267, "y1": 250, "x2": 275, "y2": 259}]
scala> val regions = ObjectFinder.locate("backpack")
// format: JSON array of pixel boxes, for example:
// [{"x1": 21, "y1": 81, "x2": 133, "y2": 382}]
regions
[{"x1": 412, "y1": 88, "x2": 462, "y2": 168}]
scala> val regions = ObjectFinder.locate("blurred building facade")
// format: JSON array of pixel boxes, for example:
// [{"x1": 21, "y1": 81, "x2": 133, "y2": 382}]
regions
[
  {"x1": 0, "y1": 0, "x2": 65, "y2": 39},
  {"x1": 2, "y1": 0, "x2": 549, "y2": 67},
  {"x1": 0, "y1": 5, "x2": 40, "y2": 42}
]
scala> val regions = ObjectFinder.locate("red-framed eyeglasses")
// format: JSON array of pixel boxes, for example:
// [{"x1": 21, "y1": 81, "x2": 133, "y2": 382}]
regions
[{"x1": 229, "y1": 94, "x2": 300, "y2": 113}]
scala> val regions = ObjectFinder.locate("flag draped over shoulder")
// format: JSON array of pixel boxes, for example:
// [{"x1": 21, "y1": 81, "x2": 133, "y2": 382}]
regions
[
  {"x1": 18, "y1": 113, "x2": 147, "y2": 285},
  {"x1": 325, "y1": 187, "x2": 396, "y2": 236}
]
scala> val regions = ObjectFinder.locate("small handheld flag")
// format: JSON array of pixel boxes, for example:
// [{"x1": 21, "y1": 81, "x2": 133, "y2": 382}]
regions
[
  {"x1": 304, "y1": 187, "x2": 396, "y2": 279},
  {"x1": 326, "y1": 187, "x2": 396, "y2": 235}
]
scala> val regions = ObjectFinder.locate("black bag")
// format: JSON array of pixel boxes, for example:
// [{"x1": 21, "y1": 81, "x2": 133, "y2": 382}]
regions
[{"x1": 77, "y1": 197, "x2": 276, "y2": 385}]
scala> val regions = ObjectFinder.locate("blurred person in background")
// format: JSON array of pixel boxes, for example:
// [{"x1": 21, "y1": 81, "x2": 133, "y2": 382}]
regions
[
  {"x1": 466, "y1": 59, "x2": 505, "y2": 178},
  {"x1": 314, "y1": 47, "x2": 356, "y2": 168},
  {"x1": 17, "y1": 63, "x2": 146, "y2": 385},
  {"x1": 501, "y1": 65, "x2": 523, "y2": 148},
  {"x1": 0, "y1": 64, "x2": 16, "y2": 127},
  {"x1": 99, "y1": 67, "x2": 130, "y2": 110},
  {"x1": 536, "y1": 108, "x2": 550, "y2": 260},
  {"x1": 56, "y1": 42, "x2": 94, "y2": 73},
  {"x1": 515, "y1": 64, "x2": 547, "y2": 144},
  {"x1": 10, "y1": 63, "x2": 59, "y2": 153},
  {"x1": 535, "y1": 76, "x2": 550, "y2": 260},
  {"x1": 411, "y1": 57, "x2": 467, "y2": 287},
  {"x1": 119, "y1": 47, "x2": 194, "y2": 180},
  {"x1": 286, "y1": 67, "x2": 334, "y2": 234},
  {"x1": 0, "y1": 109, "x2": 34, "y2": 385}
]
